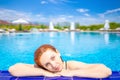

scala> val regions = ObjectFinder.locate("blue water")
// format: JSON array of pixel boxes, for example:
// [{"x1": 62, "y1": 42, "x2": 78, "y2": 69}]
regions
[{"x1": 0, "y1": 32, "x2": 120, "y2": 71}]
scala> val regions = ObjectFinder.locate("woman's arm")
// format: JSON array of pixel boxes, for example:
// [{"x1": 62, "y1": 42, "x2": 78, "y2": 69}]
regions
[
  {"x1": 57, "y1": 61, "x2": 112, "y2": 78},
  {"x1": 8, "y1": 63, "x2": 59, "y2": 77},
  {"x1": 70, "y1": 64, "x2": 111, "y2": 78}
]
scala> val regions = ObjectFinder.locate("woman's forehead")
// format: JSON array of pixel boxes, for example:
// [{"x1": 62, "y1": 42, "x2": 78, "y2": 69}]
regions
[
  {"x1": 44, "y1": 49, "x2": 56, "y2": 56},
  {"x1": 40, "y1": 49, "x2": 57, "y2": 62}
]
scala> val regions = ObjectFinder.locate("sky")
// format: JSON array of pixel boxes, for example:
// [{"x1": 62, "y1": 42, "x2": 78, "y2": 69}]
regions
[{"x1": 0, "y1": 0, "x2": 120, "y2": 25}]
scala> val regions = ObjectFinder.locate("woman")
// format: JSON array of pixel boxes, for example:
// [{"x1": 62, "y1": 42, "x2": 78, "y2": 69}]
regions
[{"x1": 9, "y1": 44, "x2": 112, "y2": 78}]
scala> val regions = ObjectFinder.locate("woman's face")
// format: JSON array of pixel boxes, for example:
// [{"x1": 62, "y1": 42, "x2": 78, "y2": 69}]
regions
[{"x1": 40, "y1": 49, "x2": 63, "y2": 72}]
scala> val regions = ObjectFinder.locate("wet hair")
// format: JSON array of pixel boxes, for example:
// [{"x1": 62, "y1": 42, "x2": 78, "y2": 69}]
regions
[{"x1": 34, "y1": 44, "x2": 58, "y2": 67}]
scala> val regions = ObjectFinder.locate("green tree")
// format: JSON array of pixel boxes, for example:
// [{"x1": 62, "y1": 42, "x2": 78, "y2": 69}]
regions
[
  {"x1": 110, "y1": 22, "x2": 118, "y2": 29},
  {"x1": 55, "y1": 23, "x2": 63, "y2": 30},
  {"x1": 75, "y1": 22, "x2": 80, "y2": 30},
  {"x1": 40, "y1": 24, "x2": 48, "y2": 29},
  {"x1": 18, "y1": 24, "x2": 22, "y2": 31}
]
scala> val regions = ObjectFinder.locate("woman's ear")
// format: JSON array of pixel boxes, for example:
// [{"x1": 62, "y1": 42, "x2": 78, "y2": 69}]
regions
[{"x1": 55, "y1": 49, "x2": 61, "y2": 56}]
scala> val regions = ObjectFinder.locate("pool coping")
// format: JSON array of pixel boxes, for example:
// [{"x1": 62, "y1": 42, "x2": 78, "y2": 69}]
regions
[{"x1": 0, "y1": 71, "x2": 120, "y2": 80}]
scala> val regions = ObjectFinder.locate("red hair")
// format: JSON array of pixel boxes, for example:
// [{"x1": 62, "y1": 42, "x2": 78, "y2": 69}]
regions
[{"x1": 34, "y1": 44, "x2": 57, "y2": 67}]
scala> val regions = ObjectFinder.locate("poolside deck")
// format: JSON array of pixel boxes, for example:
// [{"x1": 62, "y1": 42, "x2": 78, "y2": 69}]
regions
[{"x1": 0, "y1": 71, "x2": 120, "y2": 80}]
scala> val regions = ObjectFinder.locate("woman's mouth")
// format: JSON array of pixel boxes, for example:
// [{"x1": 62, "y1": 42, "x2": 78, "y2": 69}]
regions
[
  {"x1": 55, "y1": 66, "x2": 60, "y2": 71},
  {"x1": 54, "y1": 66, "x2": 60, "y2": 71},
  {"x1": 54, "y1": 64, "x2": 61, "y2": 71}
]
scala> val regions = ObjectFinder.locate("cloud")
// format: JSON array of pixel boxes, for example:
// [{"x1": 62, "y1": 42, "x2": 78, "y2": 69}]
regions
[
  {"x1": 84, "y1": 13, "x2": 90, "y2": 17},
  {"x1": 0, "y1": 9, "x2": 47, "y2": 22},
  {"x1": 40, "y1": 1, "x2": 47, "y2": 4},
  {"x1": 62, "y1": 0, "x2": 78, "y2": 3},
  {"x1": 98, "y1": 8, "x2": 120, "y2": 24},
  {"x1": 104, "y1": 8, "x2": 120, "y2": 15},
  {"x1": 36, "y1": 14, "x2": 43, "y2": 17},
  {"x1": 50, "y1": 15, "x2": 67, "y2": 23},
  {"x1": 0, "y1": 8, "x2": 50, "y2": 23},
  {"x1": 52, "y1": 15, "x2": 75, "y2": 22},
  {"x1": 43, "y1": 0, "x2": 71, "y2": 4},
  {"x1": 40, "y1": 0, "x2": 59, "y2": 4},
  {"x1": 0, "y1": 8, "x2": 119, "y2": 25},
  {"x1": 68, "y1": 15, "x2": 74, "y2": 18},
  {"x1": 76, "y1": 8, "x2": 90, "y2": 17},
  {"x1": 0, "y1": 9, "x2": 102, "y2": 25},
  {"x1": 75, "y1": 17, "x2": 104, "y2": 25},
  {"x1": 0, "y1": 8, "x2": 30, "y2": 21},
  {"x1": 48, "y1": 0, "x2": 58, "y2": 3},
  {"x1": 76, "y1": 8, "x2": 89, "y2": 13},
  {"x1": 99, "y1": 8, "x2": 120, "y2": 18},
  {"x1": 33, "y1": 14, "x2": 48, "y2": 22}
]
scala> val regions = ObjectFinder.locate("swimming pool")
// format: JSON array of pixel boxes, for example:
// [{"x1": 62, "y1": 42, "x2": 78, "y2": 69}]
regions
[{"x1": 0, "y1": 32, "x2": 120, "y2": 71}]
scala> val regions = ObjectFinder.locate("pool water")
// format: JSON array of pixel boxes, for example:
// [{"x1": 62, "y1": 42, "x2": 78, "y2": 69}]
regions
[{"x1": 0, "y1": 32, "x2": 120, "y2": 71}]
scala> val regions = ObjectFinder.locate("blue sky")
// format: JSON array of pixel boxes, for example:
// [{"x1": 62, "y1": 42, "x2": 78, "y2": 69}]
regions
[{"x1": 0, "y1": 0, "x2": 120, "y2": 25}]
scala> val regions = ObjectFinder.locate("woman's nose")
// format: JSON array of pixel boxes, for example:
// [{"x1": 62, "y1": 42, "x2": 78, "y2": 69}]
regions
[{"x1": 50, "y1": 61, "x2": 56, "y2": 67}]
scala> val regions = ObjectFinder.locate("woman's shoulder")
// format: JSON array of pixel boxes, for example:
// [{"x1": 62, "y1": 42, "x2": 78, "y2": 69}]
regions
[
  {"x1": 67, "y1": 60, "x2": 85, "y2": 64},
  {"x1": 66, "y1": 60, "x2": 87, "y2": 70}
]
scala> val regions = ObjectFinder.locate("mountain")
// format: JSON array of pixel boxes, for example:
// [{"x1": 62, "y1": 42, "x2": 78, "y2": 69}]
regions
[{"x1": 0, "y1": 20, "x2": 10, "y2": 24}]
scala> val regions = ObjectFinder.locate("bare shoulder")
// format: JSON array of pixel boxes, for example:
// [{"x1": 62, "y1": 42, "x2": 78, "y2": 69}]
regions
[
  {"x1": 67, "y1": 60, "x2": 87, "y2": 70},
  {"x1": 67, "y1": 60, "x2": 86, "y2": 65},
  {"x1": 67, "y1": 61, "x2": 111, "y2": 71}
]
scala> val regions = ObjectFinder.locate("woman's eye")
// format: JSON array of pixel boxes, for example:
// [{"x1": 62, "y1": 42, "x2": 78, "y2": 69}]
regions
[
  {"x1": 51, "y1": 56, "x2": 55, "y2": 60},
  {"x1": 46, "y1": 63, "x2": 50, "y2": 67}
]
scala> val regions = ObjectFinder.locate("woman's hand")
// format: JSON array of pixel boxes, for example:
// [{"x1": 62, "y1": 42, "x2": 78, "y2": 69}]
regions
[
  {"x1": 43, "y1": 71, "x2": 60, "y2": 77},
  {"x1": 56, "y1": 70, "x2": 73, "y2": 77}
]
